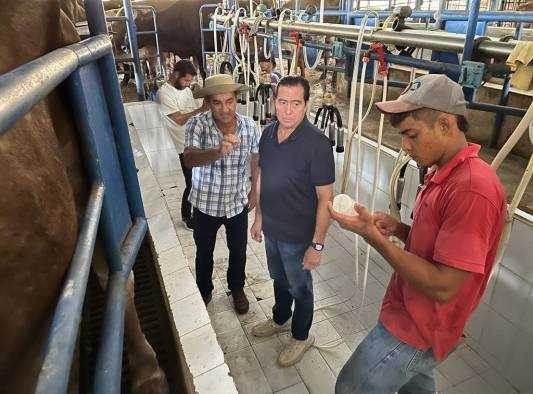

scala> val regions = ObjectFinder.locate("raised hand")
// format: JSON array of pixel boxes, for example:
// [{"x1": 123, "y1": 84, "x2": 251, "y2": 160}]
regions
[{"x1": 218, "y1": 134, "x2": 240, "y2": 156}]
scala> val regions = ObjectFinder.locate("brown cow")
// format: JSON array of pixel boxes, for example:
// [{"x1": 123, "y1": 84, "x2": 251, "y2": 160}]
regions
[
  {"x1": 0, "y1": 1, "x2": 168, "y2": 393},
  {"x1": 111, "y1": 0, "x2": 221, "y2": 80}
]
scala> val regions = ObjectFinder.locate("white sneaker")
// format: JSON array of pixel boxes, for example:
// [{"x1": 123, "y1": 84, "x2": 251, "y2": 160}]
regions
[
  {"x1": 252, "y1": 319, "x2": 289, "y2": 338},
  {"x1": 277, "y1": 335, "x2": 315, "y2": 367}
]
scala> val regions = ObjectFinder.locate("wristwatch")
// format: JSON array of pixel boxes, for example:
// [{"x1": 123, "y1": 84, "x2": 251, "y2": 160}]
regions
[{"x1": 311, "y1": 242, "x2": 324, "y2": 251}]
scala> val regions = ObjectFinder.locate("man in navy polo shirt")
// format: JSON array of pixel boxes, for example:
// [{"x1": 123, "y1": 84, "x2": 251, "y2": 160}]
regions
[{"x1": 250, "y1": 76, "x2": 335, "y2": 366}]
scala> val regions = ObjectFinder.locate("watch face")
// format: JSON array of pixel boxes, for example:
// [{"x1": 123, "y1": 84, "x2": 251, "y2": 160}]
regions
[{"x1": 313, "y1": 243, "x2": 324, "y2": 251}]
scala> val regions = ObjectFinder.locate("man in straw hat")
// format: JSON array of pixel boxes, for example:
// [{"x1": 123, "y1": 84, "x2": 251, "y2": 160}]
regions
[
  {"x1": 330, "y1": 74, "x2": 506, "y2": 393},
  {"x1": 183, "y1": 74, "x2": 260, "y2": 314}
]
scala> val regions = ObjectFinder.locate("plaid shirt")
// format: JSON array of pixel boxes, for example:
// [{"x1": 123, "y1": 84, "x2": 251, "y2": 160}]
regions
[{"x1": 185, "y1": 110, "x2": 259, "y2": 218}]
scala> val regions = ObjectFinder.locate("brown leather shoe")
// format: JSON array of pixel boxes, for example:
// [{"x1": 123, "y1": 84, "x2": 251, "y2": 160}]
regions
[
  {"x1": 202, "y1": 292, "x2": 212, "y2": 305},
  {"x1": 231, "y1": 288, "x2": 249, "y2": 314}
]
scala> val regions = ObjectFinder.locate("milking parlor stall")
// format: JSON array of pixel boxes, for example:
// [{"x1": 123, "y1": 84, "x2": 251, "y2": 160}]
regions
[{"x1": 1, "y1": 0, "x2": 533, "y2": 393}]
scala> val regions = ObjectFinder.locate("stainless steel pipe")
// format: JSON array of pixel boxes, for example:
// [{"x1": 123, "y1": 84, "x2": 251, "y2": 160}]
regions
[{"x1": 214, "y1": 15, "x2": 516, "y2": 58}]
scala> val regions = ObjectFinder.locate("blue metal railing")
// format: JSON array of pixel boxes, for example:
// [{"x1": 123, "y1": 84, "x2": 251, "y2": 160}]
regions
[
  {"x1": 0, "y1": 0, "x2": 147, "y2": 391},
  {"x1": 36, "y1": 184, "x2": 105, "y2": 393}
]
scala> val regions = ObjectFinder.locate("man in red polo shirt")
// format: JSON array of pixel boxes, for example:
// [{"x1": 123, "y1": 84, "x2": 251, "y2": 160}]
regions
[{"x1": 330, "y1": 74, "x2": 507, "y2": 394}]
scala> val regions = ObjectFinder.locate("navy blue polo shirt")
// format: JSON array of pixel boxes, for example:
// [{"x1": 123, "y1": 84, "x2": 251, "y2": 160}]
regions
[{"x1": 259, "y1": 117, "x2": 335, "y2": 244}]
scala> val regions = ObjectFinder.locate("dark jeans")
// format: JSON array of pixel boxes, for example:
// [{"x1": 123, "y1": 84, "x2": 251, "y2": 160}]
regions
[
  {"x1": 178, "y1": 153, "x2": 192, "y2": 221},
  {"x1": 265, "y1": 236, "x2": 314, "y2": 340},
  {"x1": 193, "y1": 207, "x2": 248, "y2": 297}
]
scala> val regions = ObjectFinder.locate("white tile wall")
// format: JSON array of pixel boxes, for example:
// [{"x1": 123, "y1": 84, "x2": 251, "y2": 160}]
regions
[
  {"x1": 479, "y1": 308, "x2": 516, "y2": 365},
  {"x1": 500, "y1": 219, "x2": 533, "y2": 283},
  {"x1": 503, "y1": 330, "x2": 533, "y2": 393},
  {"x1": 490, "y1": 266, "x2": 530, "y2": 325}
]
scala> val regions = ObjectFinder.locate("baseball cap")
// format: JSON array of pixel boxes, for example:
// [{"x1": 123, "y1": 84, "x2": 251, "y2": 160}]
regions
[{"x1": 375, "y1": 74, "x2": 467, "y2": 116}]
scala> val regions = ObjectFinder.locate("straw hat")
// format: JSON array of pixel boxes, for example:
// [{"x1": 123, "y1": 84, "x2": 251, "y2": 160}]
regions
[{"x1": 192, "y1": 74, "x2": 248, "y2": 99}]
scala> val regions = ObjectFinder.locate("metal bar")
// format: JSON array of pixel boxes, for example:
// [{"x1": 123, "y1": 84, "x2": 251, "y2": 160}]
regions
[
  {"x1": 216, "y1": 16, "x2": 517, "y2": 58},
  {"x1": 66, "y1": 66, "x2": 124, "y2": 272},
  {"x1": 199, "y1": 4, "x2": 220, "y2": 77},
  {"x1": 468, "y1": 101, "x2": 527, "y2": 116},
  {"x1": 114, "y1": 54, "x2": 160, "y2": 62},
  {"x1": 262, "y1": 33, "x2": 462, "y2": 76},
  {"x1": 0, "y1": 48, "x2": 77, "y2": 134},
  {"x1": 123, "y1": 0, "x2": 144, "y2": 100},
  {"x1": 70, "y1": 36, "x2": 114, "y2": 67},
  {"x1": 35, "y1": 183, "x2": 105, "y2": 394},
  {"x1": 93, "y1": 217, "x2": 147, "y2": 394},
  {"x1": 462, "y1": 0, "x2": 482, "y2": 101},
  {"x1": 85, "y1": 0, "x2": 146, "y2": 221},
  {"x1": 136, "y1": 30, "x2": 157, "y2": 35},
  {"x1": 106, "y1": 15, "x2": 127, "y2": 22},
  {"x1": 462, "y1": 0, "x2": 481, "y2": 61},
  {"x1": 133, "y1": 5, "x2": 165, "y2": 79},
  {"x1": 490, "y1": 73, "x2": 512, "y2": 147},
  {"x1": 318, "y1": 9, "x2": 533, "y2": 22},
  {"x1": 0, "y1": 34, "x2": 111, "y2": 136}
]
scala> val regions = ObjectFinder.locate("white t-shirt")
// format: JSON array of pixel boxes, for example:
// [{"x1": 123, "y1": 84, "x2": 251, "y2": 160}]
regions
[{"x1": 156, "y1": 82, "x2": 203, "y2": 152}]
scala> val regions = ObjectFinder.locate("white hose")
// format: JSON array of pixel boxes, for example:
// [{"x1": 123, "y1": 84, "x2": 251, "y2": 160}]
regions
[
  {"x1": 277, "y1": 8, "x2": 292, "y2": 77},
  {"x1": 490, "y1": 101, "x2": 533, "y2": 274},
  {"x1": 300, "y1": 0, "x2": 325, "y2": 71},
  {"x1": 359, "y1": 71, "x2": 388, "y2": 313},
  {"x1": 341, "y1": 64, "x2": 378, "y2": 193}
]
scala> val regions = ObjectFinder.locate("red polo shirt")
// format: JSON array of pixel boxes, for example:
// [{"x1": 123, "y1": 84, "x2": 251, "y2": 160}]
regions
[{"x1": 380, "y1": 144, "x2": 506, "y2": 361}]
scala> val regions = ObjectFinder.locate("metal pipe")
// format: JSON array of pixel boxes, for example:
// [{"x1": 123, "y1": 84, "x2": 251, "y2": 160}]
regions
[
  {"x1": 490, "y1": 73, "x2": 512, "y2": 147},
  {"x1": 93, "y1": 218, "x2": 147, "y2": 394},
  {"x1": 0, "y1": 48, "x2": 78, "y2": 135},
  {"x1": 468, "y1": 101, "x2": 527, "y2": 116},
  {"x1": 122, "y1": 0, "x2": 145, "y2": 100},
  {"x1": 461, "y1": 0, "x2": 481, "y2": 102},
  {"x1": 463, "y1": 0, "x2": 481, "y2": 62},
  {"x1": 217, "y1": 16, "x2": 517, "y2": 58},
  {"x1": 85, "y1": 0, "x2": 146, "y2": 220},
  {"x1": 260, "y1": 33, "x2": 463, "y2": 76},
  {"x1": 35, "y1": 183, "x2": 105, "y2": 394},
  {"x1": 106, "y1": 15, "x2": 128, "y2": 22},
  {"x1": 318, "y1": 9, "x2": 533, "y2": 23},
  {"x1": 132, "y1": 5, "x2": 165, "y2": 79}
]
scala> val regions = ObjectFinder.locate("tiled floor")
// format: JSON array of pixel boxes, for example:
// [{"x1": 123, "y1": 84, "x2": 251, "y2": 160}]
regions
[{"x1": 127, "y1": 102, "x2": 519, "y2": 394}]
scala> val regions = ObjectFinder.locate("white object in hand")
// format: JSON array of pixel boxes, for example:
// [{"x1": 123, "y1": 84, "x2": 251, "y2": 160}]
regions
[{"x1": 332, "y1": 194, "x2": 358, "y2": 216}]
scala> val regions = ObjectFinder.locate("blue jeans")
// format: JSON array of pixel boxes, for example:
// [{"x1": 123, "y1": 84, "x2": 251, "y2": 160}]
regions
[
  {"x1": 265, "y1": 236, "x2": 314, "y2": 340},
  {"x1": 335, "y1": 321, "x2": 439, "y2": 394}
]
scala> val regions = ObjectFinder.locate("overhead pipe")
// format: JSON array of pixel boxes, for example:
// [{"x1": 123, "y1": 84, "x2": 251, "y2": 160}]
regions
[{"x1": 215, "y1": 15, "x2": 518, "y2": 58}]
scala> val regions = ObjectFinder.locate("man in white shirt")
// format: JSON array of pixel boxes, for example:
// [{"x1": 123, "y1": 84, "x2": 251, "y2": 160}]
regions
[{"x1": 156, "y1": 60, "x2": 208, "y2": 230}]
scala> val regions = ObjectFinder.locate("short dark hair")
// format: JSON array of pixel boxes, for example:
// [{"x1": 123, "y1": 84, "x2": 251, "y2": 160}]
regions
[
  {"x1": 258, "y1": 52, "x2": 276, "y2": 66},
  {"x1": 275, "y1": 76, "x2": 310, "y2": 102},
  {"x1": 389, "y1": 108, "x2": 469, "y2": 133},
  {"x1": 173, "y1": 59, "x2": 197, "y2": 78}
]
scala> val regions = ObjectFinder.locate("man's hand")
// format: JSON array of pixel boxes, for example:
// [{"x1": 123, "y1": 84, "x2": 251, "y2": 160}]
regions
[
  {"x1": 303, "y1": 247, "x2": 321, "y2": 270},
  {"x1": 374, "y1": 211, "x2": 400, "y2": 237},
  {"x1": 250, "y1": 218, "x2": 262, "y2": 242},
  {"x1": 218, "y1": 134, "x2": 240, "y2": 156},
  {"x1": 247, "y1": 190, "x2": 257, "y2": 211},
  {"x1": 328, "y1": 201, "x2": 381, "y2": 240}
]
